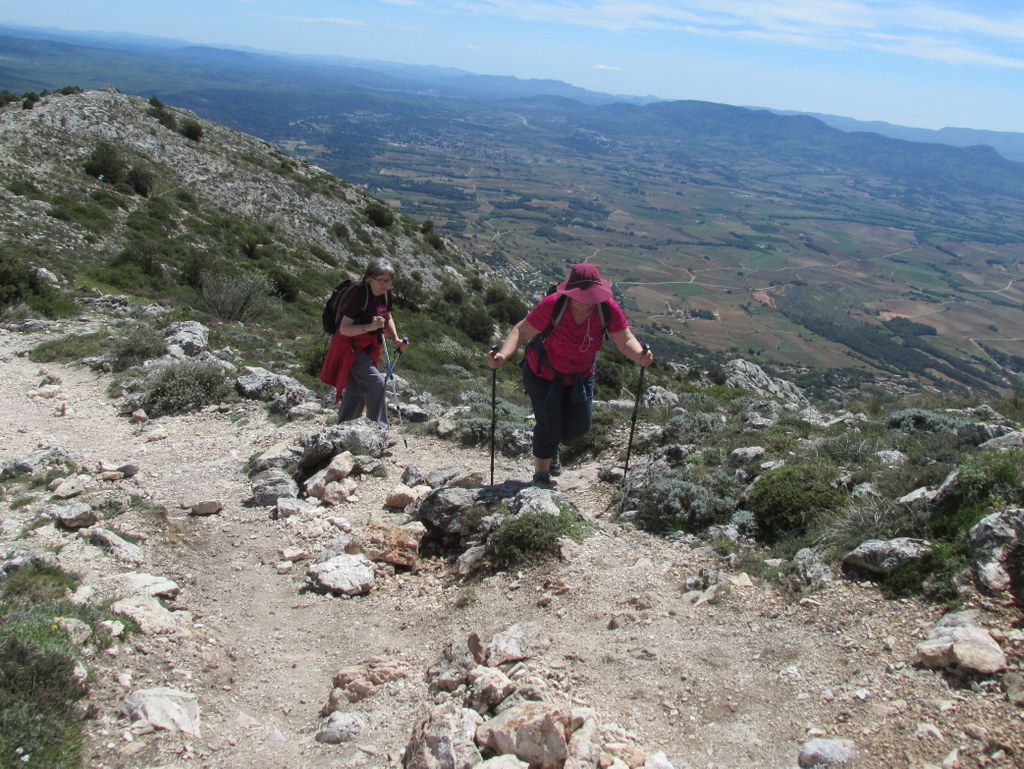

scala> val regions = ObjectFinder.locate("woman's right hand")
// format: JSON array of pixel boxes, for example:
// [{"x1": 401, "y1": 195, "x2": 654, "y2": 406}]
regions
[
  {"x1": 368, "y1": 315, "x2": 386, "y2": 332},
  {"x1": 487, "y1": 349, "x2": 506, "y2": 369}
]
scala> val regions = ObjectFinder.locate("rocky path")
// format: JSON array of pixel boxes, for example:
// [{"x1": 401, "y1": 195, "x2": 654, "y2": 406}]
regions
[{"x1": 2, "y1": 324, "x2": 1022, "y2": 769}]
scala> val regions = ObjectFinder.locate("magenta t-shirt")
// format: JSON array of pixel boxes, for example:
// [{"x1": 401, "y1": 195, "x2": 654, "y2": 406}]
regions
[
  {"x1": 341, "y1": 283, "x2": 391, "y2": 328},
  {"x1": 525, "y1": 293, "x2": 628, "y2": 379}
]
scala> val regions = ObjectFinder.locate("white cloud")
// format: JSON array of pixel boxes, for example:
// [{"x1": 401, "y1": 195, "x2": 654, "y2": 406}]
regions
[
  {"x1": 247, "y1": 13, "x2": 368, "y2": 27},
  {"x1": 594, "y1": 63, "x2": 623, "y2": 70},
  {"x1": 446, "y1": 0, "x2": 1024, "y2": 68}
]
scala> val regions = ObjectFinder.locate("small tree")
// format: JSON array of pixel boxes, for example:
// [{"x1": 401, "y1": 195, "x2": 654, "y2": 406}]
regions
[
  {"x1": 179, "y1": 119, "x2": 203, "y2": 142},
  {"x1": 365, "y1": 202, "x2": 395, "y2": 229},
  {"x1": 84, "y1": 141, "x2": 124, "y2": 185},
  {"x1": 126, "y1": 166, "x2": 154, "y2": 197}
]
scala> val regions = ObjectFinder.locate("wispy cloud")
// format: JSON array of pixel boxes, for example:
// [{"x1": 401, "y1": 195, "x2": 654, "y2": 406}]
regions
[
  {"x1": 594, "y1": 63, "x2": 623, "y2": 70},
  {"x1": 446, "y1": 0, "x2": 1024, "y2": 68},
  {"x1": 246, "y1": 12, "x2": 368, "y2": 27}
]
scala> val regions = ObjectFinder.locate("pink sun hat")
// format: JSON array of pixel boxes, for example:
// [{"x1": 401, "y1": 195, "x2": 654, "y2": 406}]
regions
[{"x1": 555, "y1": 263, "x2": 612, "y2": 304}]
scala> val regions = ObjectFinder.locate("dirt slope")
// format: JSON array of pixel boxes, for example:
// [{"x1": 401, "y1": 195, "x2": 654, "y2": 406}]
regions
[{"x1": 1, "y1": 324, "x2": 1021, "y2": 769}]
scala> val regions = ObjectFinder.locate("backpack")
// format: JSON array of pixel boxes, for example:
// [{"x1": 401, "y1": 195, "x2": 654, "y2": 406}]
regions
[
  {"x1": 321, "y1": 279, "x2": 369, "y2": 335},
  {"x1": 537, "y1": 286, "x2": 610, "y2": 343},
  {"x1": 527, "y1": 287, "x2": 611, "y2": 374}
]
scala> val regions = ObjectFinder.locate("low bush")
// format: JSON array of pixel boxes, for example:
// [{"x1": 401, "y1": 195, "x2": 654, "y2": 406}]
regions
[
  {"x1": 0, "y1": 248, "x2": 76, "y2": 319},
  {"x1": 489, "y1": 507, "x2": 590, "y2": 567},
  {"x1": 109, "y1": 323, "x2": 166, "y2": 371},
  {"x1": 141, "y1": 360, "x2": 233, "y2": 416},
  {"x1": 0, "y1": 563, "x2": 107, "y2": 769},
  {"x1": 745, "y1": 463, "x2": 841, "y2": 544},
  {"x1": 364, "y1": 201, "x2": 395, "y2": 229},
  {"x1": 635, "y1": 469, "x2": 737, "y2": 534},
  {"x1": 28, "y1": 332, "x2": 108, "y2": 363},
  {"x1": 83, "y1": 141, "x2": 124, "y2": 184},
  {"x1": 885, "y1": 408, "x2": 966, "y2": 434},
  {"x1": 202, "y1": 270, "x2": 278, "y2": 323},
  {"x1": 660, "y1": 411, "x2": 724, "y2": 445}
]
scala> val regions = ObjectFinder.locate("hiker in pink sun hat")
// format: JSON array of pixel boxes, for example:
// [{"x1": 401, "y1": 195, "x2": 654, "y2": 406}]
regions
[{"x1": 487, "y1": 262, "x2": 654, "y2": 486}]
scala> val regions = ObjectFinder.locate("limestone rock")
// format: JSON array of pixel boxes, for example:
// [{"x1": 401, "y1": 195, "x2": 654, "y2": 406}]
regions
[
  {"x1": 306, "y1": 553, "x2": 375, "y2": 596},
  {"x1": 122, "y1": 687, "x2": 200, "y2": 736},
  {"x1": 487, "y1": 622, "x2": 553, "y2": 666}
]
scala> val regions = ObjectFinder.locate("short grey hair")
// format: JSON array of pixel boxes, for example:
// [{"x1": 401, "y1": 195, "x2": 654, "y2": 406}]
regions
[{"x1": 363, "y1": 258, "x2": 395, "y2": 281}]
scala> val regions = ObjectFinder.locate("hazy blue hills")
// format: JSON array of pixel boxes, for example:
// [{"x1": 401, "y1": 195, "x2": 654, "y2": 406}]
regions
[{"x1": 771, "y1": 109, "x2": 1024, "y2": 164}]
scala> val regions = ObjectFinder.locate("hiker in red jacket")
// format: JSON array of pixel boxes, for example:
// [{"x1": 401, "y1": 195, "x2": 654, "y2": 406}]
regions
[
  {"x1": 487, "y1": 263, "x2": 653, "y2": 485},
  {"x1": 320, "y1": 258, "x2": 409, "y2": 427}
]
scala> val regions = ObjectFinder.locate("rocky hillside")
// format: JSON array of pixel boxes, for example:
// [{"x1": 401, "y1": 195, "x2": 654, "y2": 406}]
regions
[
  {"x1": 2, "y1": 299, "x2": 1024, "y2": 769},
  {"x1": 0, "y1": 85, "x2": 528, "y2": 393}
]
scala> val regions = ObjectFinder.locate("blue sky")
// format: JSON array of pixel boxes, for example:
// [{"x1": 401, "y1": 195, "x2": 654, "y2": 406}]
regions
[{"x1": 3, "y1": 0, "x2": 1022, "y2": 132}]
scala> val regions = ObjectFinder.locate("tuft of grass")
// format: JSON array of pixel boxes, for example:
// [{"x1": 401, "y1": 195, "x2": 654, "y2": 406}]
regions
[
  {"x1": 0, "y1": 563, "x2": 110, "y2": 769},
  {"x1": 488, "y1": 506, "x2": 591, "y2": 567},
  {"x1": 28, "y1": 332, "x2": 108, "y2": 364}
]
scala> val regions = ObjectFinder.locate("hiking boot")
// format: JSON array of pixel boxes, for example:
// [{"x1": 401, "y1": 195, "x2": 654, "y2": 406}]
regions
[
  {"x1": 549, "y1": 451, "x2": 562, "y2": 477},
  {"x1": 532, "y1": 471, "x2": 555, "y2": 487}
]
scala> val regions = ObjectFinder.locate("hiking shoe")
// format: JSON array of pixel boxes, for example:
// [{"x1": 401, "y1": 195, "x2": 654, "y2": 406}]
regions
[
  {"x1": 532, "y1": 471, "x2": 554, "y2": 487},
  {"x1": 549, "y1": 452, "x2": 562, "y2": 477}
]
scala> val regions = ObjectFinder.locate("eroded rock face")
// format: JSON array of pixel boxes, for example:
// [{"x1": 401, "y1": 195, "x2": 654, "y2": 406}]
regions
[
  {"x1": 722, "y1": 358, "x2": 808, "y2": 410},
  {"x1": 299, "y1": 419, "x2": 389, "y2": 471},
  {"x1": 475, "y1": 701, "x2": 573, "y2": 769},
  {"x1": 842, "y1": 538, "x2": 933, "y2": 576},
  {"x1": 966, "y1": 508, "x2": 1024, "y2": 601}
]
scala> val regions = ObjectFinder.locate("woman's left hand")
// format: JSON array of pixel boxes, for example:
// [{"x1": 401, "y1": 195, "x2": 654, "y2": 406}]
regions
[{"x1": 395, "y1": 336, "x2": 410, "y2": 352}]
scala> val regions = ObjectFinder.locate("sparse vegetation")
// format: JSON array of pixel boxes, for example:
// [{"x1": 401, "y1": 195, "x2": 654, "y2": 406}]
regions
[
  {"x1": 489, "y1": 506, "x2": 591, "y2": 567},
  {"x1": 0, "y1": 562, "x2": 127, "y2": 769},
  {"x1": 138, "y1": 360, "x2": 234, "y2": 416}
]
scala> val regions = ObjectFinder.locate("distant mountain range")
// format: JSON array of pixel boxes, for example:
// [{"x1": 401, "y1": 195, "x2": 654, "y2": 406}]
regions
[
  {"x1": 1, "y1": 23, "x2": 1021, "y2": 161},
  {"x1": 768, "y1": 110, "x2": 1024, "y2": 164}
]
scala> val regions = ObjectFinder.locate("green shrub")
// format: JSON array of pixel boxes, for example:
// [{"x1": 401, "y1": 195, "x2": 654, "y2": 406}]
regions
[
  {"x1": 746, "y1": 463, "x2": 841, "y2": 544},
  {"x1": 141, "y1": 360, "x2": 233, "y2": 416},
  {"x1": 819, "y1": 495, "x2": 932, "y2": 553},
  {"x1": 6, "y1": 179, "x2": 46, "y2": 199},
  {"x1": 635, "y1": 469, "x2": 737, "y2": 534},
  {"x1": 877, "y1": 541, "x2": 964, "y2": 603},
  {"x1": 83, "y1": 141, "x2": 124, "y2": 184},
  {"x1": 125, "y1": 165, "x2": 154, "y2": 197},
  {"x1": 957, "y1": 447, "x2": 1024, "y2": 509},
  {"x1": 661, "y1": 411, "x2": 724, "y2": 445},
  {"x1": 489, "y1": 507, "x2": 590, "y2": 567},
  {"x1": 47, "y1": 194, "x2": 114, "y2": 234},
  {"x1": 365, "y1": 201, "x2": 395, "y2": 229},
  {"x1": 0, "y1": 248, "x2": 76, "y2": 318},
  {"x1": 28, "y1": 332, "x2": 108, "y2": 363},
  {"x1": 885, "y1": 408, "x2": 966, "y2": 433},
  {"x1": 146, "y1": 96, "x2": 177, "y2": 130},
  {"x1": 0, "y1": 564, "x2": 89, "y2": 768},
  {"x1": 201, "y1": 270, "x2": 278, "y2": 322},
  {"x1": 109, "y1": 323, "x2": 166, "y2": 371},
  {"x1": 179, "y1": 119, "x2": 203, "y2": 142}
]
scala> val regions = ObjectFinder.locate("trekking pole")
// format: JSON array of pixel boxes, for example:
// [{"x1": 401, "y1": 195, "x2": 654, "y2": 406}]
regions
[
  {"x1": 382, "y1": 337, "x2": 408, "y2": 448},
  {"x1": 620, "y1": 343, "x2": 650, "y2": 511},
  {"x1": 489, "y1": 345, "x2": 498, "y2": 486}
]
